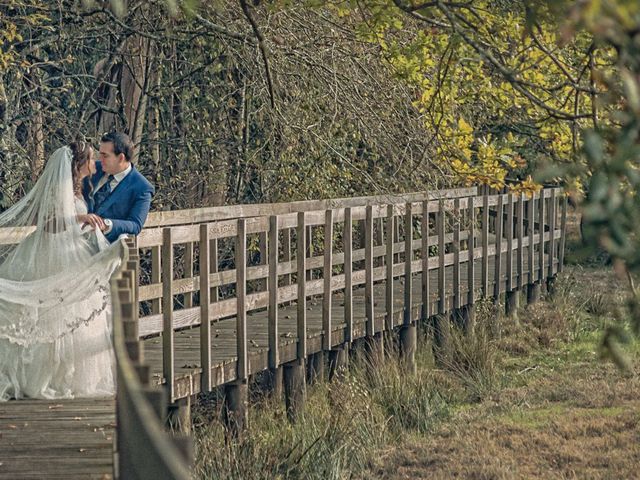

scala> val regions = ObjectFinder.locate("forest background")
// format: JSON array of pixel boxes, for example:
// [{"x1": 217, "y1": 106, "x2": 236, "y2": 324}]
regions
[
  {"x1": 3, "y1": 0, "x2": 640, "y2": 350},
  {"x1": 1, "y1": 0, "x2": 607, "y2": 210}
]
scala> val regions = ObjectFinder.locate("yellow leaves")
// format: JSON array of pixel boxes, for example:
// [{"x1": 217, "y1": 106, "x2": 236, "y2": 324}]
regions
[
  {"x1": 457, "y1": 118, "x2": 473, "y2": 136},
  {"x1": 510, "y1": 176, "x2": 542, "y2": 197},
  {"x1": 1, "y1": 22, "x2": 23, "y2": 43}
]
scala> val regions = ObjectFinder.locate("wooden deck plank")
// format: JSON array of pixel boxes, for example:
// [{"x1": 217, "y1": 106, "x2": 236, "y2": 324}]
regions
[{"x1": 0, "y1": 398, "x2": 115, "y2": 479}]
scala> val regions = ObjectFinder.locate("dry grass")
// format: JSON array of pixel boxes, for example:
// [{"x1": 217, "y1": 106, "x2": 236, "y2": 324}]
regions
[
  {"x1": 365, "y1": 263, "x2": 640, "y2": 480},
  {"x1": 193, "y1": 211, "x2": 640, "y2": 479}
]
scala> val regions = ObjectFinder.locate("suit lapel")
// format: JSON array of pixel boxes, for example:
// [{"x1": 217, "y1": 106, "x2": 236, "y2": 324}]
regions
[{"x1": 96, "y1": 168, "x2": 135, "y2": 215}]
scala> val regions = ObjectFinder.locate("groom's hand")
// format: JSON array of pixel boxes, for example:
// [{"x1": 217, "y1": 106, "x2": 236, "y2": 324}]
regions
[{"x1": 80, "y1": 214, "x2": 107, "y2": 231}]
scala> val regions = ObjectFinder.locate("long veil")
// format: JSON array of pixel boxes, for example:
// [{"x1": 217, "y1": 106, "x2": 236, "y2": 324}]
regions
[{"x1": 0, "y1": 146, "x2": 124, "y2": 347}]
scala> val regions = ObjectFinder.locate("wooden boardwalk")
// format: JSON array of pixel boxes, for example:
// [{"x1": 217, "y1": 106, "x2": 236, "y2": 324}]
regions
[
  {"x1": 0, "y1": 398, "x2": 115, "y2": 479},
  {"x1": 0, "y1": 186, "x2": 567, "y2": 478},
  {"x1": 142, "y1": 245, "x2": 557, "y2": 398}
]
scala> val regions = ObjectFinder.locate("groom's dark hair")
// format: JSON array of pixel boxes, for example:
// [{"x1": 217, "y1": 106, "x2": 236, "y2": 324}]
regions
[{"x1": 101, "y1": 132, "x2": 134, "y2": 162}]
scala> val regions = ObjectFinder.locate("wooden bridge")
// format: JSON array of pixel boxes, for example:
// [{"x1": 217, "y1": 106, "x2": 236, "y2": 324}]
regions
[{"x1": 0, "y1": 186, "x2": 567, "y2": 478}]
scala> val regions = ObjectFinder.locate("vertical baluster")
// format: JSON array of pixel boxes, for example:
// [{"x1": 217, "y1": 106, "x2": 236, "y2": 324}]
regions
[
  {"x1": 538, "y1": 190, "x2": 546, "y2": 283},
  {"x1": 162, "y1": 227, "x2": 174, "y2": 401},
  {"x1": 421, "y1": 199, "x2": 430, "y2": 320},
  {"x1": 438, "y1": 200, "x2": 446, "y2": 315},
  {"x1": 466, "y1": 195, "x2": 476, "y2": 330},
  {"x1": 386, "y1": 204, "x2": 395, "y2": 331},
  {"x1": 296, "y1": 212, "x2": 307, "y2": 360},
  {"x1": 268, "y1": 216, "x2": 280, "y2": 370},
  {"x1": 236, "y1": 219, "x2": 248, "y2": 382},
  {"x1": 404, "y1": 202, "x2": 413, "y2": 324},
  {"x1": 199, "y1": 223, "x2": 211, "y2": 392},
  {"x1": 344, "y1": 208, "x2": 353, "y2": 343},
  {"x1": 453, "y1": 199, "x2": 461, "y2": 311},
  {"x1": 365, "y1": 205, "x2": 374, "y2": 336},
  {"x1": 494, "y1": 194, "x2": 504, "y2": 300},
  {"x1": 506, "y1": 193, "x2": 514, "y2": 293},
  {"x1": 528, "y1": 192, "x2": 535, "y2": 284},
  {"x1": 199, "y1": 224, "x2": 211, "y2": 393},
  {"x1": 559, "y1": 192, "x2": 568, "y2": 272},
  {"x1": 517, "y1": 194, "x2": 524, "y2": 290},
  {"x1": 548, "y1": 189, "x2": 557, "y2": 279},
  {"x1": 323, "y1": 210, "x2": 334, "y2": 351},
  {"x1": 482, "y1": 191, "x2": 489, "y2": 297}
]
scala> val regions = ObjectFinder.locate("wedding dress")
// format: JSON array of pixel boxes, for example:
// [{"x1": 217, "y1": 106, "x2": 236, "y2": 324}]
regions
[{"x1": 0, "y1": 146, "x2": 124, "y2": 400}]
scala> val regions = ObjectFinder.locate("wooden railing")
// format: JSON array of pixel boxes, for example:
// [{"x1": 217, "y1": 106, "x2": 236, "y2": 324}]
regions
[
  {"x1": 132, "y1": 186, "x2": 566, "y2": 402},
  {"x1": 0, "y1": 185, "x2": 568, "y2": 473},
  {"x1": 110, "y1": 238, "x2": 192, "y2": 479}
]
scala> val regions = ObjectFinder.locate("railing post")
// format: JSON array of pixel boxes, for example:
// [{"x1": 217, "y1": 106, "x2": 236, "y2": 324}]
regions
[
  {"x1": 527, "y1": 192, "x2": 539, "y2": 304},
  {"x1": 296, "y1": 211, "x2": 307, "y2": 361},
  {"x1": 400, "y1": 202, "x2": 416, "y2": 374},
  {"x1": 505, "y1": 193, "x2": 519, "y2": 318},
  {"x1": 494, "y1": 193, "x2": 504, "y2": 303},
  {"x1": 558, "y1": 191, "x2": 568, "y2": 273},
  {"x1": 344, "y1": 208, "x2": 353, "y2": 344},
  {"x1": 538, "y1": 189, "x2": 546, "y2": 288},
  {"x1": 547, "y1": 189, "x2": 557, "y2": 295},
  {"x1": 452, "y1": 198, "x2": 461, "y2": 321},
  {"x1": 463, "y1": 195, "x2": 476, "y2": 333},
  {"x1": 268, "y1": 215, "x2": 282, "y2": 397},
  {"x1": 223, "y1": 218, "x2": 248, "y2": 437},
  {"x1": 438, "y1": 200, "x2": 446, "y2": 315},
  {"x1": 386, "y1": 204, "x2": 395, "y2": 331},
  {"x1": 322, "y1": 209, "x2": 334, "y2": 351},
  {"x1": 162, "y1": 228, "x2": 174, "y2": 402},
  {"x1": 481, "y1": 191, "x2": 489, "y2": 297},
  {"x1": 517, "y1": 193, "x2": 524, "y2": 292},
  {"x1": 199, "y1": 224, "x2": 211, "y2": 394},
  {"x1": 434, "y1": 199, "x2": 447, "y2": 355},
  {"x1": 284, "y1": 211, "x2": 307, "y2": 423},
  {"x1": 421, "y1": 198, "x2": 430, "y2": 321},
  {"x1": 364, "y1": 205, "x2": 382, "y2": 362}
]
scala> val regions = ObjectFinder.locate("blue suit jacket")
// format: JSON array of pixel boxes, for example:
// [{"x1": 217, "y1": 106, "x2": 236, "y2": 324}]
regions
[{"x1": 83, "y1": 162, "x2": 155, "y2": 243}]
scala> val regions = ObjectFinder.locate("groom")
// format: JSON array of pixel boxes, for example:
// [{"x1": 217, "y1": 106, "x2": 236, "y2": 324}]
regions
[{"x1": 82, "y1": 132, "x2": 155, "y2": 242}]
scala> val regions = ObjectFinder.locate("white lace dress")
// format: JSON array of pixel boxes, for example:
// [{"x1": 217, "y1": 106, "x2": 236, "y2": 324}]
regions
[{"x1": 0, "y1": 197, "x2": 116, "y2": 400}]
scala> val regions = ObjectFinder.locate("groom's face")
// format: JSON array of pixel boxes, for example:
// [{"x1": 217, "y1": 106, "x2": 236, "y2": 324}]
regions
[{"x1": 99, "y1": 141, "x2": 127, "y2": 175}]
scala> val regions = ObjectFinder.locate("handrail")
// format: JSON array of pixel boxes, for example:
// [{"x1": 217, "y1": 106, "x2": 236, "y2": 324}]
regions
[
  {"x1": 110, "y1": 239, "x2": 192, "y2": 479},
  {"x1": 144, "y1": 187, "x2": 479, "y2": 227},
  {"x1": 134, "y1": 187, "x2": 567, "y2": 402},
  {"x1": 0, "y1": 187, "x2": 477, "y2": 247}
]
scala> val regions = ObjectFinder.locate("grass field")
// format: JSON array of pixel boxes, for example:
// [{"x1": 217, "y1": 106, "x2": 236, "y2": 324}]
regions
[{"x1": 193, "y1": 213, "x2": 640, "y2": 479}]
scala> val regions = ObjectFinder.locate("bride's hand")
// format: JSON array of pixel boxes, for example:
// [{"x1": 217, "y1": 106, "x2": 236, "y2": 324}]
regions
[{"x1": 77, "y1": 214, "x2": 106, "y2": 231}]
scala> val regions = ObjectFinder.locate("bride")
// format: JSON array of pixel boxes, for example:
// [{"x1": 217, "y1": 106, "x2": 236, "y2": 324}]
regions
[{"x1": 0, "y1": 142, "x2": 124, "y2": 400}]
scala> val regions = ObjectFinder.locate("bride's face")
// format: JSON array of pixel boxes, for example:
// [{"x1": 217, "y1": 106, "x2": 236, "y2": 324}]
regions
[{"x1": 79, "y1": 148, "x2": 96, "y2": 179}]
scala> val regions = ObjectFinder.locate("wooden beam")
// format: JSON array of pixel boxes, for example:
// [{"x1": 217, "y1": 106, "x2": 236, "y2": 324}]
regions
[
  {"x1": 199, "y1": 224, "x2": 211, "y2": 393},
  {"x1": 296, "y1": 212, "x2": 307, "y2": 360},
  {"x1": 268, "y1": 215, "x2": 279, "y2": 369},
  {"x1": 162, "y1": 228, "x2": 174, "y2": 401},
  {"x1": 322, "y1": 209, "x2": 334, "y2": 350},
  {"x1": 404, "y1": 202, "x2": 413, "y2": 325},
  {"x1": 236, "y1": 219, "x2": 248, "y2": 382}
]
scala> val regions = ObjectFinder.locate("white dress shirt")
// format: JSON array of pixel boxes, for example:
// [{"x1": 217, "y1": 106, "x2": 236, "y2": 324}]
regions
[{"x1": 94, "y1": 163, "x2": 132, "y2": 233}]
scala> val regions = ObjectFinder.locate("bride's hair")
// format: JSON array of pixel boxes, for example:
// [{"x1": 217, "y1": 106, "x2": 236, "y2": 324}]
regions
[{"x1": 69, "y1": 140, "x2": 92, "y2": 197}]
